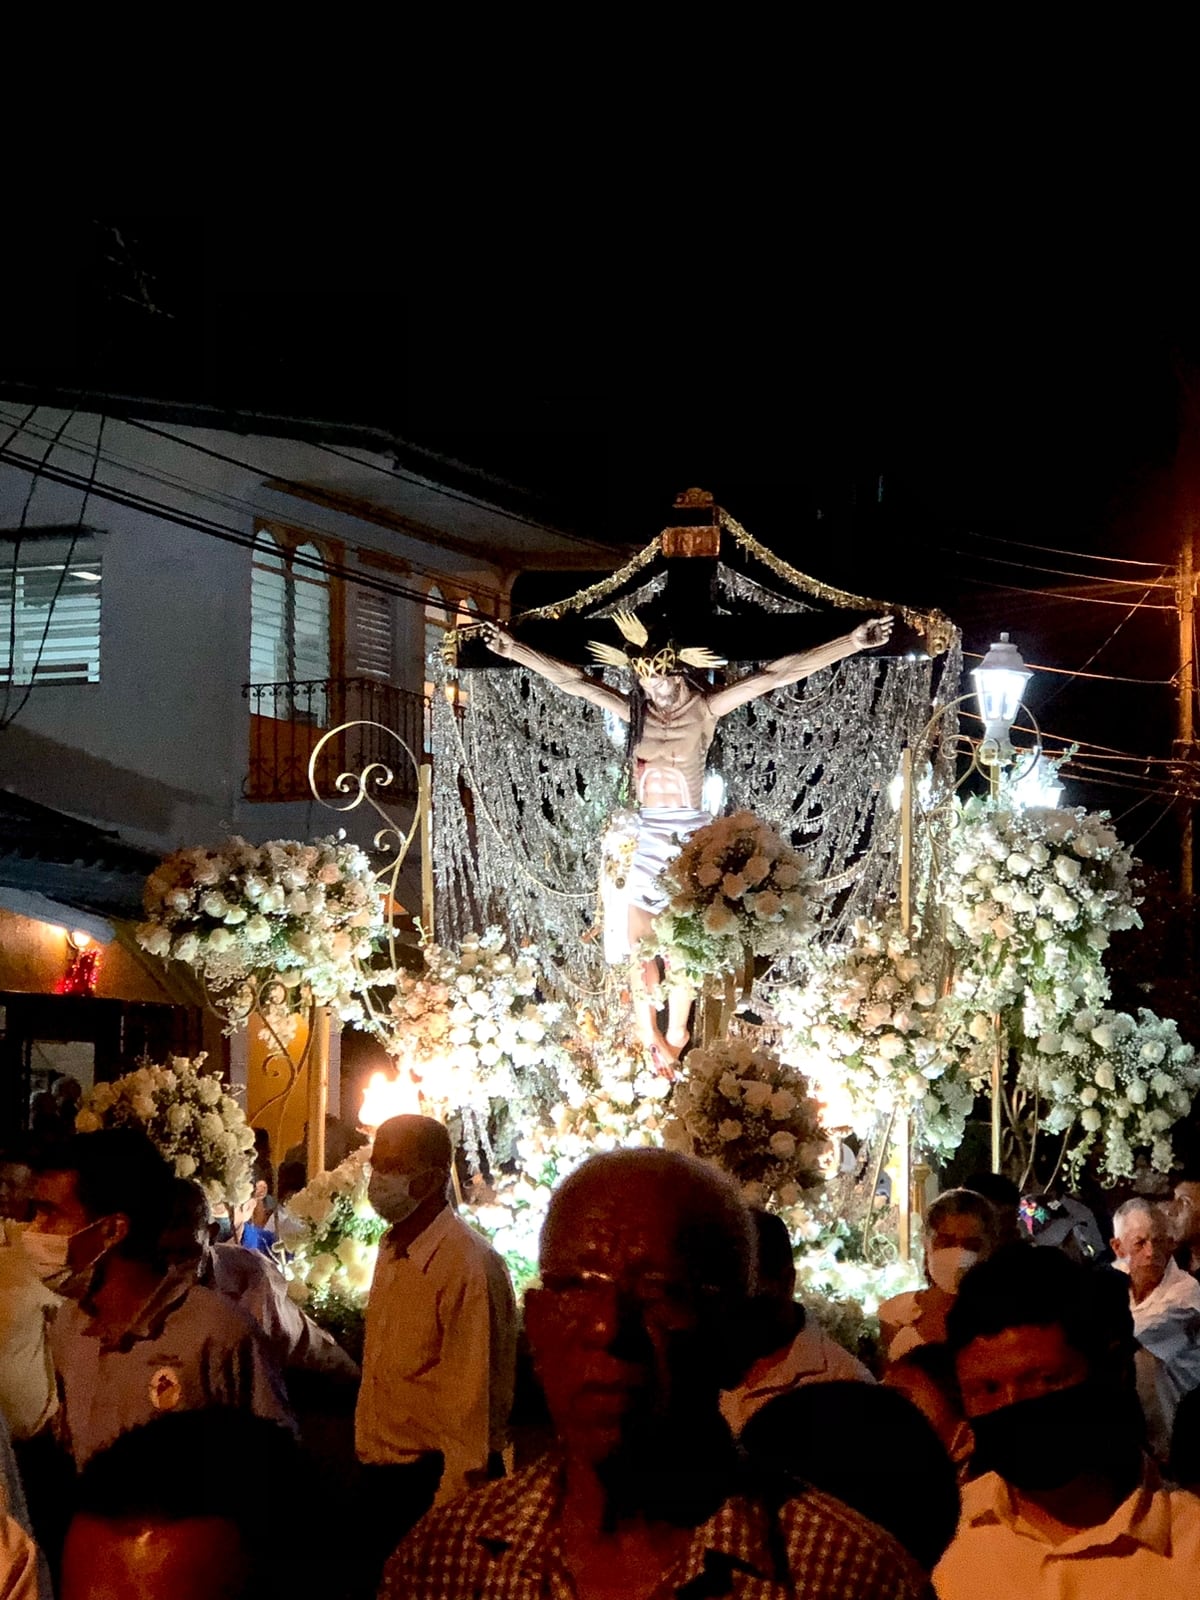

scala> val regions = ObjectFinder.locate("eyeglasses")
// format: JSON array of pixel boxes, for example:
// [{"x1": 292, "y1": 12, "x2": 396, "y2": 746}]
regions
[{"x1": 536, "y1": 1268, "x2": 724, "y2": 1330}]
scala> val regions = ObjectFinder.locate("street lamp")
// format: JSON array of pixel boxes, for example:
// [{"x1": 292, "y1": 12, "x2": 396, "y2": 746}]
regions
[{"x1": 972, "y1": 633, "x2": 1032, "y2": 771}]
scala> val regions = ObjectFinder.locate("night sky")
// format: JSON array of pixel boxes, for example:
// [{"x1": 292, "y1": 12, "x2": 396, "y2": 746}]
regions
[{"x1": 4, "y1": 215, "x2": 1200, "y2": 867}]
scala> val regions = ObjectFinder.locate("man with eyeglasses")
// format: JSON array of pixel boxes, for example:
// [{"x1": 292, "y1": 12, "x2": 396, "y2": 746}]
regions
[{"x1": 382, "y1": 1147, "x2": 928, "y2": 1599}]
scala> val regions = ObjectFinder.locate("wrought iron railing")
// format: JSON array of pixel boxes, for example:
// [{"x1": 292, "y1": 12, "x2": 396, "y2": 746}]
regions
[{"x1": 244, "y1": 678, "x2": 428, "y2": 802}]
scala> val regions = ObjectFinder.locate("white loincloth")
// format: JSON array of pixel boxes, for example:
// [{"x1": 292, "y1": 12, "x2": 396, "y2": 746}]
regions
[{"x1": 600, "y1": 806, "x2": 711, "y2": 964}]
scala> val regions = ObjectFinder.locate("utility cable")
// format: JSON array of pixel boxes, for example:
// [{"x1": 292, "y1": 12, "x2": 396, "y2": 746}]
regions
[
  {"x1": 3, "y1": 416, "x2": 105, "y2": 730},
  {"x1": 0, "y1": 409, "x2": 509, "y2": 612},
  {"x1": 945, "y1": 548, "x2": 1175, "y2": 590},
  {"x1": 957, "y1": 528, "x2": 1172, "y2": 570},
  {"x1": 955, "y1": 574, "x2": 1176, "y2": 611}
]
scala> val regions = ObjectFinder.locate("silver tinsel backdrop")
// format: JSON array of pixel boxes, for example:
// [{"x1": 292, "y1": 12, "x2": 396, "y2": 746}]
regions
[{"x1": 430, "y1": 562, "x2": 962, "y2": 1004}]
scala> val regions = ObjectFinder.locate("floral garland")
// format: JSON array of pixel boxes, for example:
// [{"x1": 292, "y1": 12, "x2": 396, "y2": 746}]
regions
[
  {"x1": 273, "y1": 1147, "x2": 387, "y2": 1341},
  {"x1": 1015, "y1": 1002, "x2": 1200, "y2": 1182},
  {"x1": 75, "y1": 1055, "x2": 255, "y2": 1209},
  {"x1": 376, "y1": 927, "x2": 576, "y2": 1167},
  {"x1": 944, "y1": 798, "x2": 1141, "y2": 1013},
  {"x1": 138, "y1": 834, "x2": 383, "y2": 1030},
  {"x1": 776, "y1": 918, "x2": 971, "y2": 1158},
  {"x1": 664, "y1": 1038, "x2": 828, "y2": 1207},
  {"x1": 652, "y1": 811, "x2": 815, "y2": 984}
]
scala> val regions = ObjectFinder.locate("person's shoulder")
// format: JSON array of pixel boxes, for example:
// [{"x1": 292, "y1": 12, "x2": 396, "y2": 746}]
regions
[
  {"x1": 775, "y1": 1483, "x2": 928, "y2": 1594},
  {"x1": 0, "y1": 1508, "x2": 37, "y2": 1593},
  {"x1": 171, "y1": 1277, "x2": 262, "y2": 1345}
]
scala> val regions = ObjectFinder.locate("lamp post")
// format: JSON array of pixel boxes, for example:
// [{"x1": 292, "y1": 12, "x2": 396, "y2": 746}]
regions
[
  {"x1": 969, "y1": 631, "x2": 1032, "y2": 1173},
  {"x1": 971, "y1": 633, "x2": 1032, "y2": 795}
]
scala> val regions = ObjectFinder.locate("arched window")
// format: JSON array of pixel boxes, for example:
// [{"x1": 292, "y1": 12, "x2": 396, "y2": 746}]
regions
[
  {"x1": 250, "y1": 530, "x2": 331, "y2": 720},
  {"x1": 251, "y1": 532, "x2": 331, "y2": 681}
]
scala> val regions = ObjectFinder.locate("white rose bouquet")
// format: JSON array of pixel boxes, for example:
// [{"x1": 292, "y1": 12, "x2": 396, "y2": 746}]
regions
[
  {"x1": 652, "y1": 811, "x2": 815, "y2": 984},
  {"x1": 777, "y1": 917, "x2": 971, "y2": 1157},
  {"x1": 138, "y1": 834, "x2": 383, "y2": 1029},
  {"x1": 74, "y1": 1054, "x2": 255, "y2": 1209},
  {"x1": 379, "y1": 928, "x2": 574, "y2": 1132},
  {"x1": 273, "y1": 1146, "x2": 387, "y2": 1339},
  {"x1": 1016, "y1": 1002, "x2": 1200, "y2": 1182},
  {"x1": 944, "y1": 798, "x2": 1141, "y2": 1012},
  {"x1": 664, "y1": 1037, "x2": 828, "y2": 1206}
]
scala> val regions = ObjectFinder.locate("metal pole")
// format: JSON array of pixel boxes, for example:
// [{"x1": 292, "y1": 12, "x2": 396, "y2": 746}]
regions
[
  {"x1": 987, "y1": 756, "x2": 1004, "y2": 1174},
  {"x1": 306, "y1": 1005, "x2": 329, "y2": 1178}
]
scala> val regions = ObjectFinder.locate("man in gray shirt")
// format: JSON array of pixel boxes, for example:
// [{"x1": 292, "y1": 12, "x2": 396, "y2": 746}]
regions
[{"x1": 28, "y1": 1130, "x2": 293, "y2": 1469}]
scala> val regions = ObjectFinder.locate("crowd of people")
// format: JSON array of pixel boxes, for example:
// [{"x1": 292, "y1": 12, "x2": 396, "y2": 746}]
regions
[{"x1": 3, "y1": 1114, "x2": 1200, "y2": 1596}]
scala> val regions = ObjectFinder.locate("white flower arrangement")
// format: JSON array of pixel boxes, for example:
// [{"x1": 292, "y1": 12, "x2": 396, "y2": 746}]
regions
[
  {"x1": 777, "y1": 917, "x2": 971, "y2": 1157},
  {"x1": 944, "y1": 798, "x2": 1141, "y2": 1012},
  {"x1": 664, "y1": 1037, "x2": 828, "y2": 1207},
  {"x1": 273, "y1": 1147, "x2": 387, "y2": 1334},
  {"x1": 74, "y1": 1054, "x2": 256, "y2": 1210},
  {"x1": 138, "y1": 834, "x2": 383, "y2": 1029},
  {"x1": 464, "y1": 1020, "x2": 671, "y2": 1291},
  {"x1": 652, "y1": 811, "x2": 815, "y2": 984},
  {"x1": 379, "y1": 928, "x2": 575, "y2": 1135},
  {"x1": 1016, "y1": 1002, "x2": 1200, "y2": 1182}
]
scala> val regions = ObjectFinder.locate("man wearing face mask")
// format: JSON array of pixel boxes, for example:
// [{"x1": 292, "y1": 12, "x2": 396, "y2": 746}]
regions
[
  {"x1": 934, "y1": 1243, "x2": 1200, "y2": 1598},
  {"x1": 28, "y1": 1130, "x2": 294, "y2": 1470},
  {"x1": 355, "y1": 1115, "x2": 517, "y2": 1586}
]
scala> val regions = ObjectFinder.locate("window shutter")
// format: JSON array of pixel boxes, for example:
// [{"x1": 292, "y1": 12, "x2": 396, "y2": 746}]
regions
[
  {"x1": 292, "y1": 543, "x2": 330, "y2": 682},
  {"x1": 250, "y1": 533, "x2": 288, "y2": 686},
  {"x1": 353, "y1": 585, "x2": 393, "y2": 679},
  {"x1": 0, "y1": 538, "x2": 102, "y2": 685}
]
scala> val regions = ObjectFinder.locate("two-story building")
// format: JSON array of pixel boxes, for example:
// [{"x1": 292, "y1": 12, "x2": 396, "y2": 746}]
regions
[{"x1": 0, "y1": 400, "x2": 610, "y2": 1151}]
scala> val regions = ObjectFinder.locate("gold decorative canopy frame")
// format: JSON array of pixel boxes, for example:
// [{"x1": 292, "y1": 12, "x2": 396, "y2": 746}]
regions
[{"x1": 441, "y1": 489, "x2": 956, "y2": 661}]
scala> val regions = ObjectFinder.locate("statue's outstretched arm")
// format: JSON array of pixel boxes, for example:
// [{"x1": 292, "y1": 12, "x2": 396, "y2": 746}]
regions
[
  {"x1": 706, "y1": 616, "x2": 894, "y2": 717},
  {"x1": 482, "y1": 623, "x2": 630, "y2": 720}
]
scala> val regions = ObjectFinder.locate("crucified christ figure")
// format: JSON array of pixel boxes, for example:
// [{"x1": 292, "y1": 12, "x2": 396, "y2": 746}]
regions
[{"x1": 483, "y1": 610, "x2": 893, "y2": 1067}]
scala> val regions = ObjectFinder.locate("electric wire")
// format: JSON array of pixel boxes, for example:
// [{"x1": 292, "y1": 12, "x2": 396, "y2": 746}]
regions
[
  {"x1": 0, "y1": 441, "x2": 492, "y2": 622},
  {"x1": 961, "y1": 648, "x2": 1174, "y2": 687},
  {"x1": 2, "y1": 410, "x2": 78, "y2": 726},
  {"x1": 0, "y1": 410, "x2": 509, "y2": 613},
  {"x1": 955, "y1": 574, "x2": 1176, "y2": 610},
  {"x1": 957, "y1": 528, "x2": 1172, "y2": 569},
  {"x1": 4, "y1": 416, "x2": 105, "y2": 731},
  {"x1": 945, "y1": 548, "x2": 1176, "y2": 590}
]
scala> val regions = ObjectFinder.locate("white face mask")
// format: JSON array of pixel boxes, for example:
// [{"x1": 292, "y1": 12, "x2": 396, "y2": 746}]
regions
[
  {"x1": 368, "y1": 1170, "x2": 434, "y2": 1226},
  {"x1": 20, "y1": 1218, "x2": 112, "y2": 1295},
  {"x1": 927, "y1": 1246, "x2": 979, "y2": 1296}
]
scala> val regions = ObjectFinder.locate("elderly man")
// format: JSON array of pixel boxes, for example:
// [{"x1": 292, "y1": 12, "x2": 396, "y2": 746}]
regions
[
  {"x1": 29, "y1": 1131, "x2": 292, "y2": 1469},
  {"x1": 384, "y1": 1148, "x2": 928, "y2": 1600},
  {"x1": 935, "y1": 1242, "x2": 1200, "y2": 1597},
  {"x1": 356, "y1": 1115, "x2": 517, "y2": 1584},
  {"x1": 1112, "y1": 1197, "x2": 1200, "y2": 1436},
  {"x1": 720, "y1": 1208, "x2": 872, "y2": 1435}
]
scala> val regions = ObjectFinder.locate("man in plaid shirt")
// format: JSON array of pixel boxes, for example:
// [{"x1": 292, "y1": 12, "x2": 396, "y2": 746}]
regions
[{"x1": 383, "y1": 1149, "x2": 929, "y2": 1598}]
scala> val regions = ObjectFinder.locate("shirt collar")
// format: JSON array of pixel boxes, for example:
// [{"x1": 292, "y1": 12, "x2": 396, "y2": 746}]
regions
[
  {"x1": 734, "y1": 1322, "x2": 830, "y2": 1399},
  {"x1": 82, "y1": 1265, "x2": 194, "y2": 1349},
  {"x1": 471, "y1": 1453, "x2": 788, "y2": 1590},
  {"x1": 962, "y1": 1463, "x2": 1173, "y2": 1558},
  {"x1": 389, "y1": 1203, "x2": 456, "y2": 1269}
]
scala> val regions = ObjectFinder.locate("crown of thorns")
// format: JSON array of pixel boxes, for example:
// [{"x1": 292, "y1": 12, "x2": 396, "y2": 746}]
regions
[{"x1": 587, "y1": 610, "x2": 726, "y2": 679}]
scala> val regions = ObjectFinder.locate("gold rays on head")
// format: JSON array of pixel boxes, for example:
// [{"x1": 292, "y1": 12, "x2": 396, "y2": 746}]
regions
[{"x1": 586, "y1": 608, "x2": 727, "y2": 677}]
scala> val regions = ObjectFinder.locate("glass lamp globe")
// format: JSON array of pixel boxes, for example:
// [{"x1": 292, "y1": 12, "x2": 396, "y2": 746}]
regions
[{"x1": 971, "y1": 632, "x2": 1031, "y2": 756}]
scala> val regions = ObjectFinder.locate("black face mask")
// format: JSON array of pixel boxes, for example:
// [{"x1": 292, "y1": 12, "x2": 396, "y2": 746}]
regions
[{"x1": 970, "y1": 1381, "x2": 1143, "y2": 1491}]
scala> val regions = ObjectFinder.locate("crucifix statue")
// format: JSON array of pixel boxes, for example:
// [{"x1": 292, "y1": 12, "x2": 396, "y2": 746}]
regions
[{"x1": 484, "y1": 607, "x2": 893, "y2": 1067}]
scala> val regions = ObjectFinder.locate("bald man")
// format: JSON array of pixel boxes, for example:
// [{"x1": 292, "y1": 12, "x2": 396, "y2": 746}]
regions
[
  {"x1": 383, "y1": 1148, "x2": 928, "y2": 1600},
  {"x1": 356, "y1": 1115, "x2": 516, "y2": 1584}
]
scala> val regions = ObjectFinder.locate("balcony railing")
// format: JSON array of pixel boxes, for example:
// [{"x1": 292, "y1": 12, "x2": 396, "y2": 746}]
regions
[{"x1": 244, "y1": 678, "x2": 428, "y2": 803}]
